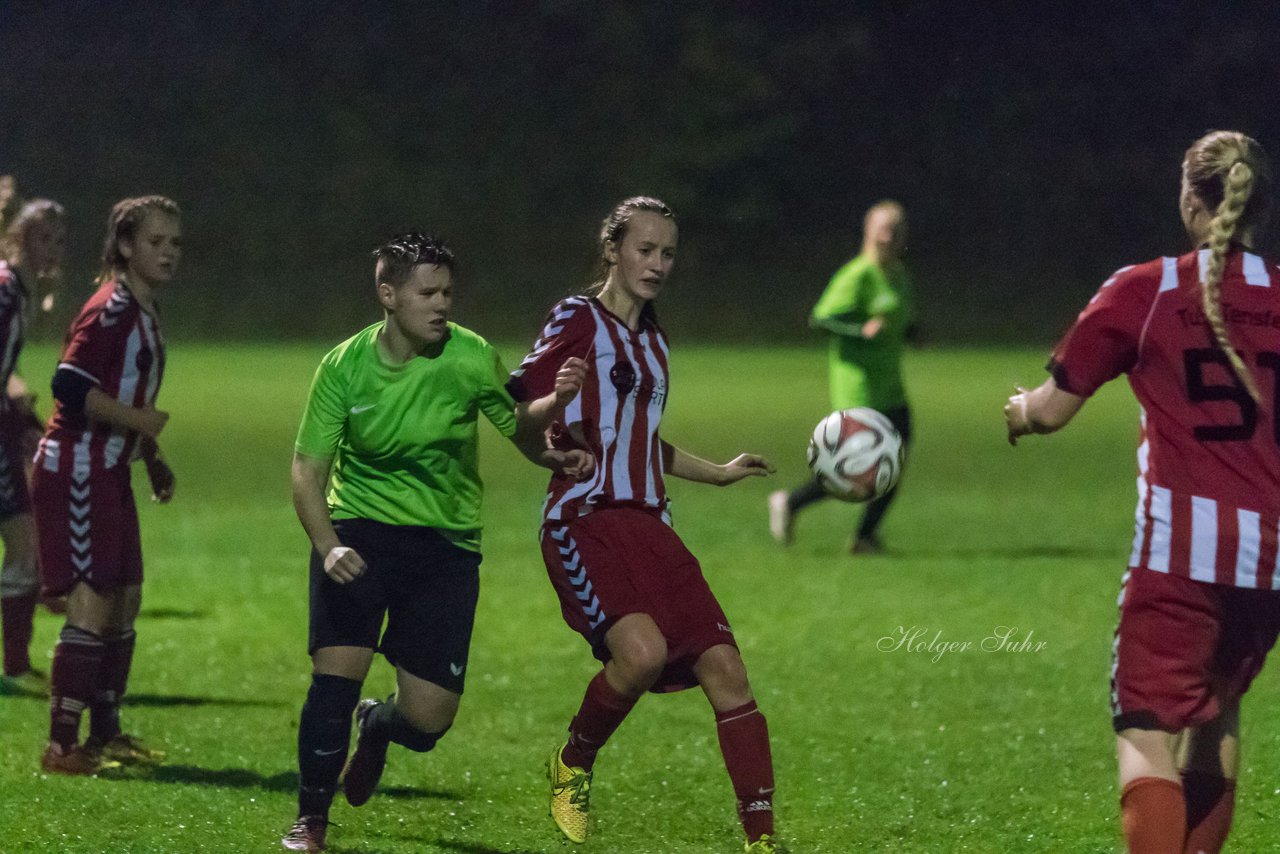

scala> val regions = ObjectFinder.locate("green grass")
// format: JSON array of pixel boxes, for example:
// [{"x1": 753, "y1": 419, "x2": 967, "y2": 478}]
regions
[{"x1": 3, "y1": 343, "x2": 1280, "y2": 853}]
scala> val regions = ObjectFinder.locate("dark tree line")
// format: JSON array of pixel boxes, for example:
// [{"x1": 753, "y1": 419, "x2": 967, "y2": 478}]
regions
[{"x1": 3, "y1": 1, "x2": 1278, "y2": 343}]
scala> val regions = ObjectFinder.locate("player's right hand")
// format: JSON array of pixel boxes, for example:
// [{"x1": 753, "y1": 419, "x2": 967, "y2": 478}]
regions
[
  {"x1": 135, "y1": 406, "x2": 170, "y2": 439},
  {"x1": 553, "y1": 357, "x2": 588, "y2": 407},
  {"x1": 1004, "y1": 386, "x2": 1031, "y2": 446},
  {"x1": 323, "y1": 545, "x2": 367, "y2": 584}
]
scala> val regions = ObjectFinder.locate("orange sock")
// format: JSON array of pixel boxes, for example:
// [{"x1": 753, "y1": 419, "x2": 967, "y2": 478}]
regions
[
  {"x1": 1122, "y1": 776, "x2": 1185, "y2": 854},
  {"x1": 1181, "y1": 771, "x2": 1234, "y2": 854}
]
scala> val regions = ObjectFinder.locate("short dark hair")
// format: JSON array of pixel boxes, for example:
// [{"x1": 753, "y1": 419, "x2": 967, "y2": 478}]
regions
[{"x1": 373, "y1": 232, "x2": 456, "y2": 287}]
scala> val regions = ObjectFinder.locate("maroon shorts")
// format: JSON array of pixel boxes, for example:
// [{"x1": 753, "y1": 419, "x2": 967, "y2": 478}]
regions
[
  {"x1": 32, "y1": 464, "x2": 142, "y2": 597},
  {"x1": 0, "y1": 408, "x2": 33, "y2": 520},
  {"x1": 540, "y1": 507, "x2": 736, "y2": 692},
  {"x1": 1111, "y1": 566, "x2": 1280, "y2": 732}
]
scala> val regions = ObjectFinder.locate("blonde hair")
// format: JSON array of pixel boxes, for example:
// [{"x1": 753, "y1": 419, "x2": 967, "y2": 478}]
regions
[
  {"x1": 99, "y1": 195, "x2": 181, "y2": 284},
  {"x1": 0, "y1": 198, "x2": 66, "y2": 267},
  {"x1": 1184, "y1": 131, "x2": 1273, "y2": 402}
]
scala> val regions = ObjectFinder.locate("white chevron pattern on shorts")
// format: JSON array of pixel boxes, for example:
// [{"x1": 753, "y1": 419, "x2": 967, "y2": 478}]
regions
[
  {"x1": 550, "y1": 525, "x2": 605, "y2": 630},
  {"x1": 68, "y1": 475, "x2": 92, "y2": 579}
]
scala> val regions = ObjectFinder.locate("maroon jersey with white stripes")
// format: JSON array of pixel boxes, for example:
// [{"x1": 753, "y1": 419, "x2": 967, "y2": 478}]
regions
[
  {"x1": 0, "y1": 263, "x2": 30, "y2": 417},
  {"x1": 509, "y1": 296, "x2": 671, "y2": 523},
  {"x1": 37, "y1": 278, "x2": 165, "y2": 475},
  {"x1": 1051, "y1": 247, "x2": 1280, "y2": 588}
]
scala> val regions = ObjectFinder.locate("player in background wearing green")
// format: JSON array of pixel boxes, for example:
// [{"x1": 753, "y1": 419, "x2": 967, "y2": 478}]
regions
[
  {"x1": 281, "y1": 233, "x2": 593, "y2": 853},
  {"x1": 769, "y1": 200, "x2": 916, "y2": 554}
]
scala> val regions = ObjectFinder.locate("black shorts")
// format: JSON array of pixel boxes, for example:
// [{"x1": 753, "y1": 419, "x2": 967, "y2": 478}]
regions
[{"x1": 309, "y1": 518, "x2": 481, "y2": 693}]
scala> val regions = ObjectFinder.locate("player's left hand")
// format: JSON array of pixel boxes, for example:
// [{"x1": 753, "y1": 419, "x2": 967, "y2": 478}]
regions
[
  {"x1": 146, "y1": 457, "x2": 176, "y2": 503},
  {"x1": 547, "y1": 448, "x2": 595, "y2": 481},
  {"x1": 553, "y1": 357, "x2": 588, "y2": 407},
  {"x1": 718, "y1": 453, "x2": 775, "y2": 485},
  {"x1": 1004, "y1": 386, "x2": 1031, "y2": 446}
]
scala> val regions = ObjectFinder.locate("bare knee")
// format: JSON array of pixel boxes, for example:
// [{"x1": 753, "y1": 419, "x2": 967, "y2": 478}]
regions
[
  {"x1": 606, "y1": 618, "x2": 668, "y2": 695},
  {"x1": 1117, "y1": 727, "x2": 1179, "y2": 786},
  {"x1": 695, "y1": 645, "x2": 753, "y2": 712}
]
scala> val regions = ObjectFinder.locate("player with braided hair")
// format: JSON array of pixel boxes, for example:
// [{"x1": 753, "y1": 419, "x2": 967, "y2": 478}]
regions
[
  {"x1": 35, "y1": 196, "x2": 180, "y2": 773},
  {"x1": 1005, "y1": 130, "x2": 1277, "y2": 853}
]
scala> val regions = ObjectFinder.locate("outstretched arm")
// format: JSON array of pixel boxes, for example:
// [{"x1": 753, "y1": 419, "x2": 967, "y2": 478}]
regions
[
  {"x1": 810, "y1": 314, "x2": 887, "y2": 340},
  {"x1": 660, "y1": 440, "x2": 775, "y2": 486},
  {"x1": 1004, "y1": 378, "x2": 1086, "y2": 445}
]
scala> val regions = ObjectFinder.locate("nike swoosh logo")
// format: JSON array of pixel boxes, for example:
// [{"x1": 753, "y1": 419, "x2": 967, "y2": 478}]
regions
[
  {"x1": 313, "y1": 747, "x2": 344, "y2": 756},
  {"x1": 449, "y1": 663, "x2": 465, "y2": 676},
  {"x1": 350, "y1": 403, "x2": 377, "y2": 414}
]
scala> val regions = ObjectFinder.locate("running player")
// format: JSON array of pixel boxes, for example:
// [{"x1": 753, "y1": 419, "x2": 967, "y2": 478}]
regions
[
  {"x1": 281, "y1": 232, "x2": 592, "y2": 853},
  {"x1": 1005, "y1": 130, "x2": 1277, "y2": 854},
  {"x1": 0, "y1": 198, "x2": 65, "y2": 696},
  {"x1": 769, "y1": 200, "x2": 916, "y2": 554},
  {"x1": 35, "y1": 196, "x2": 179, "y2": 774},
  {"x1": 509, "y1": 197, "x2": 779, "y2": 853}
]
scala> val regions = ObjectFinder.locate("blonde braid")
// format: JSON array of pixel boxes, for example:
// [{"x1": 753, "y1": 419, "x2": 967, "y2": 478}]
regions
[{"x1": 1200, "y1": 157, "x2": 1261, "y2": 402}]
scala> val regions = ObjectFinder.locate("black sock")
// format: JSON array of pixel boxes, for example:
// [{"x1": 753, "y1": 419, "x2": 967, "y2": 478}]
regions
[
  {"x1": 788, "y1": 477, "x2": 828, "y2": 513},
  {"x1": 297, "y1": 674, "x2": 362, "y2": 817},
  {"x1": 367, "y1": 695, "x2": 446, "y2": 753}
]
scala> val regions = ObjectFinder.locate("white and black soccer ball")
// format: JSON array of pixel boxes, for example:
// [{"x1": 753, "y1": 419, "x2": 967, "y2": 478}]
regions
[{"x1": 806, "y1": 408, "x2": 904, "y2": 502}]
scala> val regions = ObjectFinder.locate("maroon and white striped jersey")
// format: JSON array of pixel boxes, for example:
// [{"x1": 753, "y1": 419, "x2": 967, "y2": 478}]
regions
[
  {"x1": 0, "y1": 263, "x2": 30, "y2": 416},
  {"x1": 509, "y1": 296, "x2": 671, "y2": 523},
  {"x1": 37, "y1": 278, "x2": 165, "y2": 475},
  {"x1": 1051, "y1": 247, "x2": 1280, "y2": 589}
]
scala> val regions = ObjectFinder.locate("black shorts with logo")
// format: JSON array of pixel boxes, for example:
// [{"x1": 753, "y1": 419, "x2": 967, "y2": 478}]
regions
[{"x1": 309, "y1": 518, "x2": 480, "y2": 693}]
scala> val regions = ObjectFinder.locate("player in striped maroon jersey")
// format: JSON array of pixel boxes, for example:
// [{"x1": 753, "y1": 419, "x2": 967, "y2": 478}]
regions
[
  {"x1": 1006, "y1": 131, "x2": 1277, "y2": 854},
  {"x1": 34, "y1": 196, "x2": 179, "y2": 775},
  {"x1": 509, "y1": 197, "x2": 780, "y2": 853},
  {"x1": 0, "y1": 199, "x2": 66, "y2": 697}
]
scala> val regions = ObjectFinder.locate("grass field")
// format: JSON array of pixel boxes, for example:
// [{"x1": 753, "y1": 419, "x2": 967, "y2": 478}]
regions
[{"x1": 3, "y1": 342, "x2": 1280, "y2": 853}]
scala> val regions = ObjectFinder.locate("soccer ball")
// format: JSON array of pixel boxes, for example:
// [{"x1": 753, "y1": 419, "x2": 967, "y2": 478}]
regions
[{"x1": 806, "y1": 408, "x2": 904, "y2": 502}]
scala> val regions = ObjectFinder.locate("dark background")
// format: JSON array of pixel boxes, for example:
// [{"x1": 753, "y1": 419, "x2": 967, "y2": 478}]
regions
[{"x1": 3, "y1": 1, "x2": 1278, "y2": 344}]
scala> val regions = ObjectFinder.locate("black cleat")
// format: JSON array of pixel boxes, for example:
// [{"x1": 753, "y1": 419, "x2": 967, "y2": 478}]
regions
[{"x1": 340, "y1": 699, "x2": 390, "y2": 807}]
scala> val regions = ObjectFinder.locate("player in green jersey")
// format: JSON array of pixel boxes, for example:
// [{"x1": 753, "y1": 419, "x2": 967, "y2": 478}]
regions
[
  {"x1": 769, "y1": 200, "x2": 916, "y2": 555},
  {"x1": 282, "y1": 232, "x2": 591, "y2": 853}
]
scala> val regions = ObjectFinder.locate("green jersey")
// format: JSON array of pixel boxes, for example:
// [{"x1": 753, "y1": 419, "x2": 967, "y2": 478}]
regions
[
  {"x1": 294, "y1": 321, "x2": 518, "y2": 552},
  {"x1": 810, "y1": 253, "x2": 914, "y2": 411}
]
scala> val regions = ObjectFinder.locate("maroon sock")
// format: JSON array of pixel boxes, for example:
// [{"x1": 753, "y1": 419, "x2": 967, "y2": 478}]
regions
[
  {"x1": 560, "y1": 670, "x2": 639, "y2": 770},
  {"x1": 1122, "y1": 776, "x2": 1185, "y2": 853},
  {"x1": 716, "y1": 700, "x2": 775, "y2": 842},
  {"x1": 90, "y1": 629, "x2": 136, "y2": 743},
  {"x1": 49, "y1": 626, "x2": 105, "y2": 750},
  {"x1": 1, "y1": 592, "x2": 38, "y2": 676}
]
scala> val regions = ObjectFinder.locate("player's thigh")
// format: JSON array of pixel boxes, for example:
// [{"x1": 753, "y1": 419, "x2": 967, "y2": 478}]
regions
[
  {"x1": 381, "y1": 528, "x2": 480, "y2": 695},
  {"x1": 0, "y1": 512, "x2": 37, "y2": 593},
  {"x1": 1113, "y1": 567, "x2": 1221, "y2": 731},
  {"x1": 307, "y1": 521, "x2": 390, "y2": 657}
]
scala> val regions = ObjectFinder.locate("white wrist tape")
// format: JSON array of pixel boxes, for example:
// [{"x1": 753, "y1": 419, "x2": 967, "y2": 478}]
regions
[{"x1": 324, "y1": 546, "x2": 352, "y2": 572}]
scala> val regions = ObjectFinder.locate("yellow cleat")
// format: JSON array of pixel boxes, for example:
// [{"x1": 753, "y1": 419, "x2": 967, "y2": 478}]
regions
[
  {"x1": 0, "y1": 669, "x2": 48, "y2": 697},
  {"x1": 546, "y1": 743, "x2": 592, "y2": 843},
  {"x1": 85, "y1": 732, "x2": 166, "y2": 765},
  {"x1": 745, "y1": 834, "x2": 778, "y2": 853}
]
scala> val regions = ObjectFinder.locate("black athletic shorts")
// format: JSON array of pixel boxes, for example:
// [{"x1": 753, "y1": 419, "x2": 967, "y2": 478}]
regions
[{"x1": 309, "y1": 518, "x2": 481, "y2": 693}]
